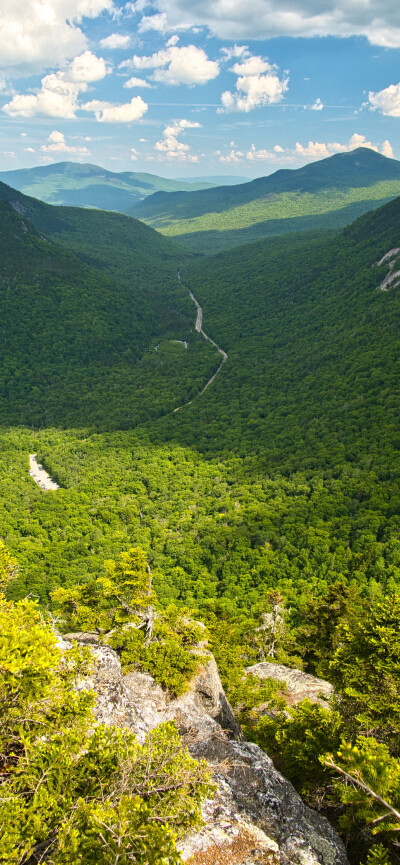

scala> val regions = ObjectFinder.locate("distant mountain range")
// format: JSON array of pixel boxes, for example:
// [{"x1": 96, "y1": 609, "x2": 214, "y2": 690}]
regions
[
  {"x1": 131, "y1": 147, "x2": 400, "y2": 253},
  {"x1": 175, "y1": 175, "x2": 249, "y2": 185},
  {"x1": 0, "y1": 162, "x2": 217, "y2": 213}
]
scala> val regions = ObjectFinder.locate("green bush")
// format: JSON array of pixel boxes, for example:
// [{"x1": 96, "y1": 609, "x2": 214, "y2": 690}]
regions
[{"x1": 0, "y1": 588, "x2": 213, "y2": 863}]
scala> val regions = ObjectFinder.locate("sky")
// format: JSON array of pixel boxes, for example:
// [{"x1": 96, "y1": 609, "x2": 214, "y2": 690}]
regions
[{"x1": 1, "y1": 0, "x2": 400, "y2": 178}]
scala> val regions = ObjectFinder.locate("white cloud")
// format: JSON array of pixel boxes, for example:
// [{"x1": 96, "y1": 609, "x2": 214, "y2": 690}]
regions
[
  {"x1": 382, "y1": 139, "x2": 394, "y2": 158},
  {"x1": 127, "y1": 43, "x2": 219, "y2": 85},
  {"x1": 0, "y1": 0, "x2": 113, "y2": 73},
  {"x1": 69, "y1": 50, "x2": 108, "y2": 81},
  {"x1": 138, "y1": 12, "x2": 169, "y2": 32},
  {"x1": 369, "y1": 82, "x2": 400, "y2": 117},
  {"x1": 41, "y1": 129, "x2": 91, "y2": 155},
  {"x1": 245, "y1": 133, "x2": 393, "y2": 165},
  {"x1": 219, "y1": 54, "x2": 288, "y2": 112},
  {"x1": 294, "y1": 140, "x2": 332, "y2": 158},
  {"x1": 3, "y1": 71, "x2": 84, "y2": 118},
  {"x1": 100, "y1": 33, "x2": 131, "y2": 49},
  {"x1": 3, "y1": 50, "x2": 108, "y2": 119},
  {"x1": 311, "y1": 97, "x2": 324, "y2": 111},
  {"x1": 155, "y1": 118, "x2": 201, "y2": 160},
  {"x1": 131, "y1": 147, "x2": 138, "y2": 159},
  {"x1": 218, "y1": 148, "x2": 244, "y2": 163},
  {"x1": 137, "y1": 12, "x2": 193, "y2": 33},
  {"x1": 82, "y1": 95, "x2": 148, "y2": 122},
  {"x1": 124, "y1": 76, "x2": 153, "y2": 88},
  {"x1": 24, "y1": 147, "x2": 36, "y2": 152},
  {"x1": 138, "y1": 0, "x2": 400, "y2": 47},
  {"x1": 220, "y1": 44, "x2": 250, "y2": 61}
]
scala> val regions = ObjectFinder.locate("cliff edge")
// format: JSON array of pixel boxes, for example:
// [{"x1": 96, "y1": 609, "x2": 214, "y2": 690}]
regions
[{"x1": 63, "y1": 634, "x2": 348, "y2": 865}]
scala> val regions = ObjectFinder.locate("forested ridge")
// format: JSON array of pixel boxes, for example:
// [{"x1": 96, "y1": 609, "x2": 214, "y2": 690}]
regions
[
  {"x1": 132, "y1": 147, "x2": 400, "y2": 253},
  {"x1": 0, "y1": 160, "x2": 216, "y2": 211},
  {"x1": 2, "y1": 176, "x2": 400, "y2": 862}
]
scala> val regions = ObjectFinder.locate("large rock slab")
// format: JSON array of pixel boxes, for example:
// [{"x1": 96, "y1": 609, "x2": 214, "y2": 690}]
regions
[
  {"x1": 63, "y1": 636, "x2": 348, "y2": 865},
  {"x1": 246, "y1": 662, "x2": 334, "y2": 708}
]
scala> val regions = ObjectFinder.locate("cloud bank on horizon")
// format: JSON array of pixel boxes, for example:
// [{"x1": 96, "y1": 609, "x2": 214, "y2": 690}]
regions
[{"x1": 0, "y1": 0, "x2": 399, "y2": 174}]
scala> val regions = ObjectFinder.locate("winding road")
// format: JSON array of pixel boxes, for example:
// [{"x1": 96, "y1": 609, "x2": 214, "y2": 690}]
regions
[
  {"x1": 173, "y1": 274, "x2": 228, "y2": 413},
  {"x1": 27, "y1": 274, "x2": 227, "y2": 487}
]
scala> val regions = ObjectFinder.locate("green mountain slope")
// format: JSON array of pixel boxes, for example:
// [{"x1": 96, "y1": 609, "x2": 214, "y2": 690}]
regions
[
  {"x1": 0, "y1": 182, "x2": 219, "y2": 428},
  {"x1": 131, "y1": 147, "x2": 400, "y2": 252},
  {"x1": 157, "y1": 194, "x2": 400, "y2": 470},
  {"x1": 0, "y1": 161, "x2": 216, "y2": 213},
  {"x1": 1, "y1": 196, "x2": 400, "y2": 619}
]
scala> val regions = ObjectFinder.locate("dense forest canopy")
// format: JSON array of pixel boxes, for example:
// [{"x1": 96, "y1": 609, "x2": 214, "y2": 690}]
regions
[{"x1": 2, "y1": 169, "x2": 400, "y2": 862}]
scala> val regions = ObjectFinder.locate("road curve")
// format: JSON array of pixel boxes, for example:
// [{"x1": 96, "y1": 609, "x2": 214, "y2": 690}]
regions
[{"x1": 174, "y1": 274, "x2": 227, "y2": 413}]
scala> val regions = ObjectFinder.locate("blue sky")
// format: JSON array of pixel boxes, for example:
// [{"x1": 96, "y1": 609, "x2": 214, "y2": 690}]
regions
[{"x1": 1, "y1": 0, "x2": 400, "y2": 178}]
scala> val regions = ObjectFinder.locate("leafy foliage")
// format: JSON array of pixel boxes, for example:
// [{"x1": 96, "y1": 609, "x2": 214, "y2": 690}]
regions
[
  {"x1": 324, "y1": 737, "x2": 400, "y2": 847},
  {"x1": 0, "y1": 587, "x2": 212, "y2": 864},
  {"x1": 254, "y1": 701, "x2": 344, "y2": 797},
  {"x1": 329, "y1": 595, "x2": 400, "y2": 745},
  {"x1": 52, "y1": 548, "x2": 206, "y2": 696}
]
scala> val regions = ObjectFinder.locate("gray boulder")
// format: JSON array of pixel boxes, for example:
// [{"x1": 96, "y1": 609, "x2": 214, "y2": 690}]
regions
[
  {"x1": 62, "y1": 635, "x2": 348, "y2": 865},
  {"x1": 246, "y1": 662, "x2": 334, "y2": 708}
]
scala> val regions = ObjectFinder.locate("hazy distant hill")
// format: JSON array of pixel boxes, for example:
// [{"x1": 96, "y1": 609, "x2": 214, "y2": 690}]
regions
[
  {"x1": 131, "y1": 147, "x2": 400, "y2": 253},
  {"x1": 176, "y1": 174, "x2": 249, "y2": 185},
  {"x1": 0, "y1": 162, "x2": 216, "y2": 213}
]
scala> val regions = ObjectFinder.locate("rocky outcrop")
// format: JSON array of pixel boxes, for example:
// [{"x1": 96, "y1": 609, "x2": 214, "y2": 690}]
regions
[
  {"x1": 63, "y1": 635, "x2": 348, "y2": 865},
  {"x1": 246, "y1": 662, "x2": 334, "y2": 708}
]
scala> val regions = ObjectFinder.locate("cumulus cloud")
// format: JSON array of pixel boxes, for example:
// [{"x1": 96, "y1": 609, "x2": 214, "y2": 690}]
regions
[
  {"x1": 100, "y1": 33, "x2": 131, "y2": 49},
  {"x1": 138, "y1": 0, "x2": 400, "y2": 47},
  {"x1": 3, "y1": 51, "x2": 107, "y2": 118},
  {"x1": 155, "y1": 118, "x2": 201, "y2": 160},
  {"x1": 126, "y1": 42, "x2": 219, "y2": 85},
  {"x1": 3, "y1": 71, "x2": 84, "y2": 118},
  {"x1": 220, "y1": 44, "x2": 249, "y2": 61},
  {"x1": 369, "y1": 82, "x2": 400, "y2": 117},
  {"x1": 69, "y1": 50, "x2": 108, "y2": 82},
  {"x1": 82, "y1": 95, "x2": 148, "y2": 122},
  {"x1": 124, "y1": 76, "x2": 153, "y2": 88},
  {"x1": 382, "y1": 139, "x2": 394, "y2": 158},
  {"x1": 311, "y1": 97, "x2": 324, "y2": 111},
  {"x1": 0, "y1": 0, "x2": 113, "y2": 73},
  {"x1": 219, "y1": 54, "x2": 288, "y2": 112},
  {"x1": 41, "y1": 129, "x2": 91, "y2": 155},
  {"x1": 137, "y1": 11, "x2": 193, "y2": 33},
  {"x1": 244, "y1": 133, "x2": 393, "y2": 165},
  {"x1": 217, "y1": 147, "x2": 244, "y2": 163}
]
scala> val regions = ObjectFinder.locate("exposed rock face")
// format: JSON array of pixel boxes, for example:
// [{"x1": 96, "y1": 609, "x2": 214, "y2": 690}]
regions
[
  {"x1": 63, "y1": 635, "x2": 348, "y2": 865},
  {"x1": 246, "y1": 662, "x2": 334, "y2": 708}
]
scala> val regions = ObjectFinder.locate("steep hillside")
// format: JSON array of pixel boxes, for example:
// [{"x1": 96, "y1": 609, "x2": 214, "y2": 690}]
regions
[
  {"x1": 2, "y1": 195, "x2": 400, "y2": 610},
  {"x1": 0, "y1": 184, "x2": 219, "y2": 428},
  {"x1": 154, "y1": 194, "x2": 400, "y2": 472},
  {"x1": 132, "y1": 147, "x2": 400, "y2": 252},
  {"x1": 0, "y1": 161, "x2": 215, "y2": 212}
]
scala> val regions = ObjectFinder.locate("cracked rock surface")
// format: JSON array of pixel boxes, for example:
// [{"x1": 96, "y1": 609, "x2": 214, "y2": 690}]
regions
[{"x1": 62, "y1": 635, "x2": 348, "y2": 865}]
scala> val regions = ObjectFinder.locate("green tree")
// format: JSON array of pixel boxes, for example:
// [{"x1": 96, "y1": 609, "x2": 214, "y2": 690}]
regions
[
  {"x1": 52, "y1": 548, "x2": 206, "y2": 696},
  {"x1": 329, "y1": 595, "x2": 400, "y2": 744},
  {"x1": 0, "y1": 589, "x2": 212, "y2": 863}
]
